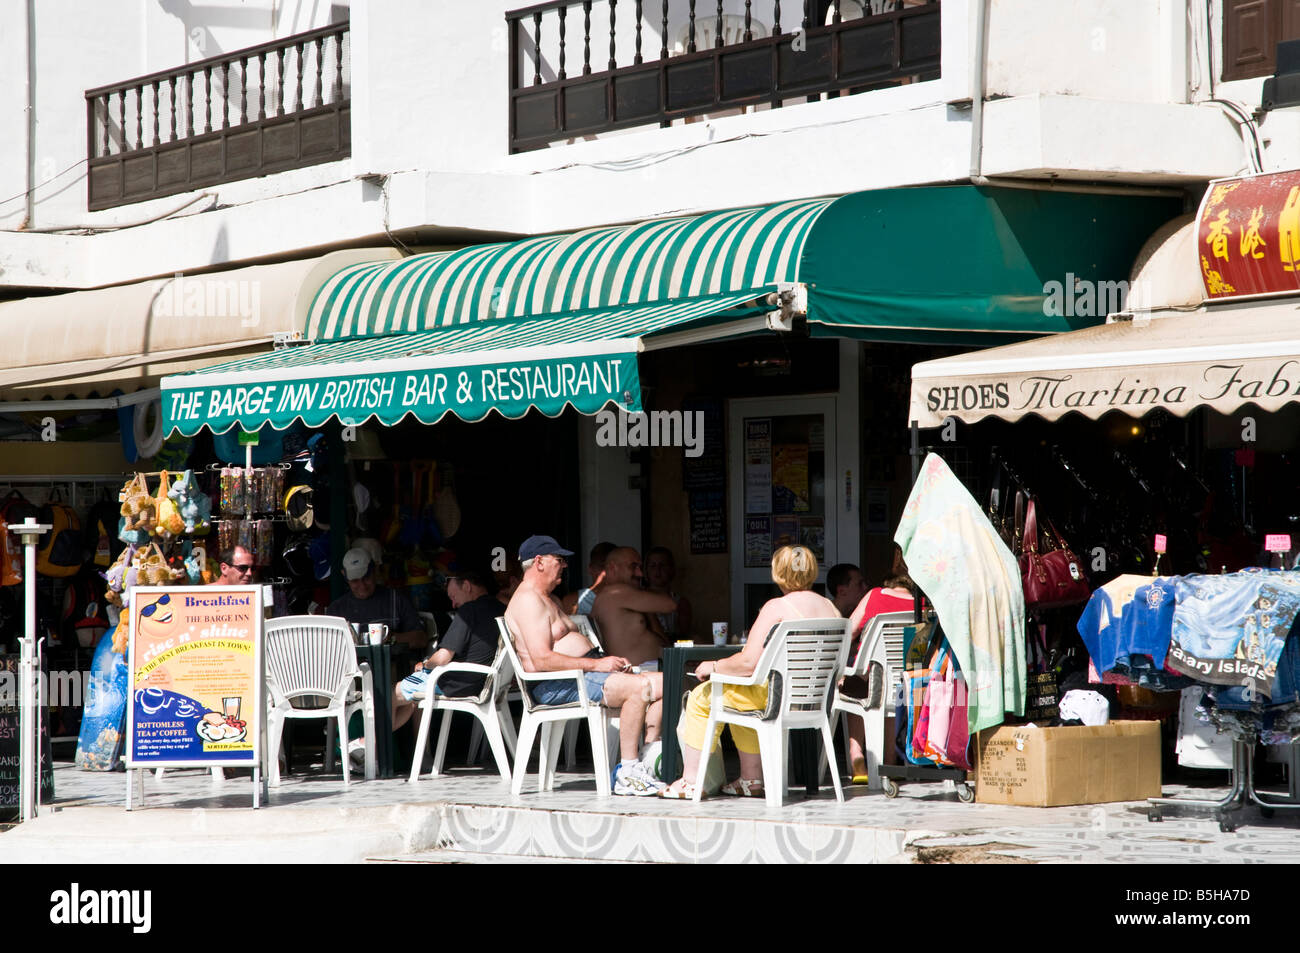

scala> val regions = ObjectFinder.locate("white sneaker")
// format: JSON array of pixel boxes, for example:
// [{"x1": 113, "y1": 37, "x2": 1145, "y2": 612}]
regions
[
  {"x1": 638, "y1": 741, "x2": 663, "y2": 781},
  {"x1": 613, "y1": 760, "x2": 666, "y2": 796}
]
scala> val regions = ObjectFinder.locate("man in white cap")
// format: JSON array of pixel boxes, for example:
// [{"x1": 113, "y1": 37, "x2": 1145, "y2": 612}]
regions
[
  {"x1": 327, "y1": 546, "x2": 426, "y2": 650},
  {"x1": 505, "y1": 535, "x2": 666, "y2": 796}
]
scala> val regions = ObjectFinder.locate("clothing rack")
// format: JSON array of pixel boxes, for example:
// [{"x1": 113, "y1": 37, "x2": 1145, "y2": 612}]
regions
[
  {"x1": 0, "y1": 474, "x2": 123, "y2": 509},
  {"x1": 1148, "y1": 740, "x2": 1300, "y2": 832}
]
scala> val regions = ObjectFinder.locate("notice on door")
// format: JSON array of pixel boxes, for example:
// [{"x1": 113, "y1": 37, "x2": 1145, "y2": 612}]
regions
[{"x1": 744, "y1": 419, "x2": 772, "y2": 515}]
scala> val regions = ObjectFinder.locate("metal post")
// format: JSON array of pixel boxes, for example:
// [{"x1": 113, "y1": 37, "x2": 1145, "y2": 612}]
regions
[
  {"x1": 909, "y1": 420, "x2": 920, "y2": 484},
  {"x1": 16, "y1": 517, "x2": 50, "y2": 823}
]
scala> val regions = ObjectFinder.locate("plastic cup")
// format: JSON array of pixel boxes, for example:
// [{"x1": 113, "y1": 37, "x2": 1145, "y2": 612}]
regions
[{"x1": 712, "y1": 622, "x2": 728, "y2": 646}]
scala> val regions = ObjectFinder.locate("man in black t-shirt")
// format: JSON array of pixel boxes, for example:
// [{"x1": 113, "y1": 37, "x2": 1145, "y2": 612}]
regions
[
  {"x1": 392, "y1": 568, "x2": 505, "y2": 731},
  {"x1": 327, "y1": 547, "x2": 425, "y2": 650}
]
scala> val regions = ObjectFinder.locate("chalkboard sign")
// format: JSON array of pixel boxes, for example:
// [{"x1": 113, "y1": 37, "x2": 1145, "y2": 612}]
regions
[
  {"x1": 682, "y1": 398, "x2": 725, "y2": 491},
  {"x1": 688, "y1": 489, "x2": 727, "y2": 555},
  {"x1": 0, "y1": 653, "x2": 55, "y2": 819}
]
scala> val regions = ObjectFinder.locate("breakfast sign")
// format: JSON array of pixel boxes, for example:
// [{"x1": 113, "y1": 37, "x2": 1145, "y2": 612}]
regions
[{"x1": 125, "y1": 586, "x2": 263, "y2": 772}]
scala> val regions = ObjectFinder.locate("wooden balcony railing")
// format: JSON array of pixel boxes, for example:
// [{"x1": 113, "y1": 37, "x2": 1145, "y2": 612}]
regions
[
  {"x1": 507, "y1": 0, "x2": 940, "y2": 153},
  {"x1": 86, "y1": 23, "x2": 350, "y2": 211}
]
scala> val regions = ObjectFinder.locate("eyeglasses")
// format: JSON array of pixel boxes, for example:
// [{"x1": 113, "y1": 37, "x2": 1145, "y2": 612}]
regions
[
  {"x1": 140, "y1": 594, "x2": 171, "y2": 617},
  {"x1": 230, "y1": 564, "x2": 255, "y2": 574}
]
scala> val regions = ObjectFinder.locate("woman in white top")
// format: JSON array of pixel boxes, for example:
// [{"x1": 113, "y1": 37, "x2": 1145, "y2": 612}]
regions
[{"x1": 661, "y1": 545, "x2": 838, "y2": 799}]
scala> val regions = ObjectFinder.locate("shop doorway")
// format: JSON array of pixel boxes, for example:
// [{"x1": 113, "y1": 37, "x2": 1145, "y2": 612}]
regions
[{"x1": 728, "y1": 395, "x2": 838, "y2": 632}]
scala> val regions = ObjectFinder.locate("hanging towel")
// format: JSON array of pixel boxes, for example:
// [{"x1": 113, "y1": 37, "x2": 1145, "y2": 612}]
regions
[{"x1": 895, "y1": 453, "x2": 1026, "y2": 732}]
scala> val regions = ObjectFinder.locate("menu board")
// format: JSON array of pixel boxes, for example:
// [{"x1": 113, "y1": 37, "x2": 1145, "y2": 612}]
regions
[
  {"x1": 126, "y1": 586, "x2": 263, "y2": 768},
  {"x1": 688, "y1": 489, "x2": 727, "y2": 555},
  {"x1": 682, "y1": 398, "x2": 725, "y2": 491},
  {"x1": 0, "y1": 653, "x2": 54, "y2": 818}
]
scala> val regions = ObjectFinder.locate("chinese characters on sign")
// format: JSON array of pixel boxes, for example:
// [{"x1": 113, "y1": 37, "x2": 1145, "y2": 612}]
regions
[{"x1": 1197, "y1": 170, "x2": 1300, "y2": 300}]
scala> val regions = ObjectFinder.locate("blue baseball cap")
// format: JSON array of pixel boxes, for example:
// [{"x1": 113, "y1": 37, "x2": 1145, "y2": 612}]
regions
[{"x1": 518, "y1": 535, "x2": 573, "y2": 561}]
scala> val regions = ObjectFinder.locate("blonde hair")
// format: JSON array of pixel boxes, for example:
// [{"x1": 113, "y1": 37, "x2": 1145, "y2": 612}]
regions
[{"x1": 771, "y1": 545, "x2": 818, "y2": 592}]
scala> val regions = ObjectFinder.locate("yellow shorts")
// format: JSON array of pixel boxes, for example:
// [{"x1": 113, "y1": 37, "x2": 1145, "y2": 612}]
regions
[{"x1": 680, "y1": 680, "x2": 768, "y2": 755}]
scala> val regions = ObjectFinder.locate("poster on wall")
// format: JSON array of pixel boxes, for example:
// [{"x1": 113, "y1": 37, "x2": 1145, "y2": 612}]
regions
[
  {"x1": 772, "y1": 444, "x2": 810, "y2": 513},
  {"x1": 744, "y1": 419, "x2": 772, "y2": 514},
  {"x1": 799, "y1": 518, "x2": 826, "y2": 562},
  {"x1": 126, "y1": 586, "x2": 263, "y2": 769},
  {"x1": 744, "y1": 516, "x2": 772, "y2": 567},
  {"x1": 772, "y1": 516, "x2": 800, "y2": 550},
  {"x1": 865, "y1": 487, "x2": 890, "y2": 535},
  {"x1": 688, "y1": 489, "x2": 727, "y2": 555}
]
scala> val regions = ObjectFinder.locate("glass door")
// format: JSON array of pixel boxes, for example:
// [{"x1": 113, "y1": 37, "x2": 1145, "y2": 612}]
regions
[{"x1": 728, "y1": 395, "x2": 837, "y2": 634}]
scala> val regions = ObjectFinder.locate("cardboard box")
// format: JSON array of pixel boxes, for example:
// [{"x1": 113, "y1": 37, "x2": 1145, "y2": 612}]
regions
[{"x1": 973, "y1": 721, "x2": 1161, "y2": 807}]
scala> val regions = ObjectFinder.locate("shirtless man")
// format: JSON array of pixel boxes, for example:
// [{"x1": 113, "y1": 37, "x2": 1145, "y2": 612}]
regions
[
  {"x1": 505, "y1": 535, "x2": 666, "y2": 796},
  {"x1": 591, "y1": 547, "x2": 678, "y2": 670}
]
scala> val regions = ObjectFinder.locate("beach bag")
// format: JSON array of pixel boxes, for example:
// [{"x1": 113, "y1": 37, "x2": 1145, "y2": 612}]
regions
[
  {"x1": 1018, "y1": 495, "x2": 1090, "y2": 610},
  {"x1": 921, "y1": 645, "x2": 972, "y2": 769},
  {"x1": 0, "y1": 491, "x2": 39, "y2": 585},
  {"x1": 37, "y1": 491, "x2": 83, "y2": 578}
]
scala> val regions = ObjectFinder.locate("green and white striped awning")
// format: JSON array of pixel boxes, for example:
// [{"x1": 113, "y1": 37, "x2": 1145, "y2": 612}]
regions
[
  {"x1": 162, "y1": 293, "x2": 767, "y2": 434},
  {"x1": 162, "y1": 186, "x2": 1184, "y2": 437},
  {"x1": 306, "y1": 199, "x2": 831, "y2": 340}
]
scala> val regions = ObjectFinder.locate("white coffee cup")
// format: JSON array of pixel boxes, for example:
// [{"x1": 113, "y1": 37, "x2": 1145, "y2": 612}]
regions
[
  {"x1": 712, "y1": 622, "x2": 728, "y2": 646},
  {"x1": 368, "y1": 623, "x2": 388, "y2": 646}
]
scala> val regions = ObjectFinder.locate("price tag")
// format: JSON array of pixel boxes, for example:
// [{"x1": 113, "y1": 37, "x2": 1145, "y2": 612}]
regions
[
  {"x1": 1153, "y1": 534, "x2": 1167, "y2": 554},
  {"x1": 1266, "y1": 534, "x2": 1292, "y2": 553}
]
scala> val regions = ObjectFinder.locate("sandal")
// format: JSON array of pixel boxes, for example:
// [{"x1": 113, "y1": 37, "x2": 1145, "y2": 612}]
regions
[
  {"x1": 720, "y1": 778, "x2": 765, "y2": 798},
  {"x1": 659, "y1": 779, "x2": 701, "y2": 800}
]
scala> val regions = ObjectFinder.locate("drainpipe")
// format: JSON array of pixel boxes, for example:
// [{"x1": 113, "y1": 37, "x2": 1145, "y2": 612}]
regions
[
  {"x1": 21, "y1": 0, "x2": 36, "y2": 229},
  {"x1": 968, "y1": 0, "x2": 989, "y2": 186}
]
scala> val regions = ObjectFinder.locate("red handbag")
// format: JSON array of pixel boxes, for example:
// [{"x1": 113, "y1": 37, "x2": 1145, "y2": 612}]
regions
[{"x1": 1018, "y1": 496, "x2": 1091, "y2": 609}]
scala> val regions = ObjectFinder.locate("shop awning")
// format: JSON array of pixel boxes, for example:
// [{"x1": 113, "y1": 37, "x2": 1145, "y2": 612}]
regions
[
  {"x1": 0, "y1": 249, "x2": 398, "y2": 401},
  {"x1": 161, "y1": 292, "x2": 769, "y2": 434},
  {"x1": 907, "y1": 298, "x2": 1300, "y2": 427},
  {"x1": 162, "y1": 185, "x2": 1179, "y2": 435}
]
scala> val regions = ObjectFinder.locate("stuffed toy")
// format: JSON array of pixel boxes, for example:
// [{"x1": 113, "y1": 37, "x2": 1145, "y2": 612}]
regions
[
  {"x1": 119, "y1": 473, "x2": 156, "y2": 536},
  {"x1": 184, "y1": 548, "x2": 205, "y2": 585},
  {"x1": 154, "y1": 470, "x2": 186, "y2": 539},
  {"x1": 169, "y1": 469, "x2": 212, "y2": 535},
  {"x1": 103, "y1": 544, "x2": 139, "y2": 606}
]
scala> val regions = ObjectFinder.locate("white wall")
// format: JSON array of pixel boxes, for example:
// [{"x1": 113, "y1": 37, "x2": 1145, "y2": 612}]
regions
[
  {"x1": 2, "y1": 0, "x2": 1297, "y2": 291},
  {"x1": 0, "y1": 0, "x2": 345, "y2": 232}
]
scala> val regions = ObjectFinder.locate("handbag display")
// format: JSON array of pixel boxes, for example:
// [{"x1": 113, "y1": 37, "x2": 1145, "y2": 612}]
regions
[{"x1": 1018, "y1": 494, "x2": 1091, "y2": 610}]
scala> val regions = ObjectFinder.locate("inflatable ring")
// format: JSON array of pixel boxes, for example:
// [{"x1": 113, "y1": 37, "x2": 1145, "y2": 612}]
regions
[{"x1": 133, "y1": 398, "x2": 165, "y2": 459}]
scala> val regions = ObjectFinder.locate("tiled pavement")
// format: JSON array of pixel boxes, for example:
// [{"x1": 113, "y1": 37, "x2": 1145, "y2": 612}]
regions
[{"x1": 3, "y1": 759, "x2": 1299, "y2": 863}]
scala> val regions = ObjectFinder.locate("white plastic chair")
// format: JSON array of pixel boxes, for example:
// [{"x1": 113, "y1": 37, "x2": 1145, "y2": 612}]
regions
[
  {"x1": 692, "y1": 618, "x2": 850, "y2": 807},
  {"x1": 408, "y1": 636, "x2": 517, "y2": 783},
  {"x1": 561, "y1": 614, "x2": 619, "y2": 769},
  {"x1": 827, "y1": 610, "x2": 913, "y2": 789},
  {"x1": 264, "y1": 615, "x2": 376, "y2": 786},
  {"x1": 497, "y1": 616, "x2": 613, "y2": 797}
]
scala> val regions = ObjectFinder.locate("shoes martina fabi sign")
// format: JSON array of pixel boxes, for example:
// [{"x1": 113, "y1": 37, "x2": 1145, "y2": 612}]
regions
[{"x1": 907, "y1": 168, "x2": 1300, "y2": 429}]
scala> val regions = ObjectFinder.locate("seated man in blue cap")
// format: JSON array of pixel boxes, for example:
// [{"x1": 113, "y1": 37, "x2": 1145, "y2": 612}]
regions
[{"x1": 505, "y1": 534, "x2": 666, "y2": 796}]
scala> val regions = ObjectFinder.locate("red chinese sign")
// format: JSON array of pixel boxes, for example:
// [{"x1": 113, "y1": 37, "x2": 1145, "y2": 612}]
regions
[{"x1": 1197, "y1": 170, "x2": 1300, "y2": 299}]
